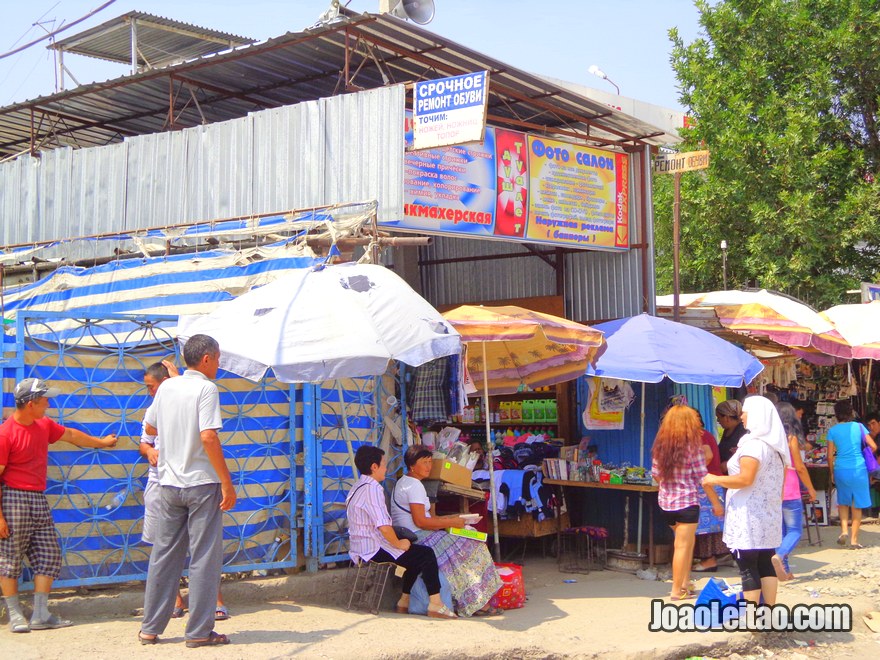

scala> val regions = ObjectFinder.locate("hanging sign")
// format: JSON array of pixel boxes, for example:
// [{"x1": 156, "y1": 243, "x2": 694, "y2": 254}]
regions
[
  {"x1": 653, "y1": 150, "x2": 710, "y2": 174},
  {"x1": 412, "y1": 71, "x2": 489, "y2": 150}
]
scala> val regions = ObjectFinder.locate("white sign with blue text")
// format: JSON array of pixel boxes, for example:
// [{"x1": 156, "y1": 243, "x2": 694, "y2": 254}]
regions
[{"x1": 412, "y1": 71, "x2": 489, "y2": 151}]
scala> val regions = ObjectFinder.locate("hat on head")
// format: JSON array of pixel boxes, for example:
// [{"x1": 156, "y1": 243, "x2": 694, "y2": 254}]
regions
[{"x1": 13, "y1": 378, "x2": 61, "y2": 404}]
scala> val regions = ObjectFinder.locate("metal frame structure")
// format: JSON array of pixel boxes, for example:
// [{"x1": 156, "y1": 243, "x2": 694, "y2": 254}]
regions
[{"x1": 0, "y1": 9, "x2": 668, "y2": 160}]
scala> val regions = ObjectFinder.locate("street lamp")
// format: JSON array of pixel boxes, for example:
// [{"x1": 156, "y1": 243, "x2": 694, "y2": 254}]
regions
[
  {"x1": 720, "y1": 239, "x2": 728, "y2": 290},
  {"x1": 588, "y1": 64, "x2": 620, "y2": 95}
]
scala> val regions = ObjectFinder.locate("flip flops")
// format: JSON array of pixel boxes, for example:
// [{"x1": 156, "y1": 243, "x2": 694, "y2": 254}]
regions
[
  {"x1": 771, "y1": 554, "x2": 792, "y2": 581},
  {"x1": 214, "y1": 605, "x2": 229, "y2": 621},
  {"x1": 170, "y1": 606, "x2": 185, "y2": 618},
  {"x1": 837, "y1": 533, "x2": 848, "y2": 546},
  {"x1": 185, "y1": 631, "x2": 230, "y2": 648},
  {"x1": 670, "y1": 589, "x2": 695, "y2": 602}
]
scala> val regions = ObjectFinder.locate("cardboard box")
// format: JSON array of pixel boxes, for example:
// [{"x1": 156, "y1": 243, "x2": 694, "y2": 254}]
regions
[
  {"x1": 429, "y1": 458, "x2": 473, "y2": 488},
  {"x1": 487, "y1": 511, "x2": 570, "y2": 538},
  {"x1": 625, "y1": 542, "x2": 672, "y2": 565}
]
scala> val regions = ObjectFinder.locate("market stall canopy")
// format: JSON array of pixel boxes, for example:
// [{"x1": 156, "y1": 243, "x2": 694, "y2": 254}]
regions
[
  {"x1": 821, "y1": 300, "x2": 880, "y2": 360},
  {"x1": 177, "y1": 262, "x2": 461, "y2": 383},
  {"x1": 585, "y1": 313, "x2": 764, "y2": 387},
  {"x1": 656, "y1": 290, "x2": 851, "y2": 362},
  {"x1": 441, "y1": 305, "x2": 606, "y2": 395}
]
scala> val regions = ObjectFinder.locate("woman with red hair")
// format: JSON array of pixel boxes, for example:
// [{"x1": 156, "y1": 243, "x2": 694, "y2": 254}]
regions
[{"x1": 652, "y1": 405, "x2": 724, "y2": 600}]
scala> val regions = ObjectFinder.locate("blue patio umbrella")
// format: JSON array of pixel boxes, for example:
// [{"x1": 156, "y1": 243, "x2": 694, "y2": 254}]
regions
[
  {"x1": 584, "y1": 313, "x2": 763, "y2": 556},
  {"x1": 586, "y1": 313, "x2": 764, "y2": 387}
]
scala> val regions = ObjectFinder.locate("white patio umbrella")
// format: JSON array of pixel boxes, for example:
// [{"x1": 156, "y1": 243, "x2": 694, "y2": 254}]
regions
[{"x1": 177, "y1": 262, "x2": 461, "y2": 382}]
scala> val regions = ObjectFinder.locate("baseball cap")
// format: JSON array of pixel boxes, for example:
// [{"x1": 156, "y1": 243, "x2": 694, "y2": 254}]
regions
[{"x1": 13, "y1": 378, "x2": 62, "y2": 404}]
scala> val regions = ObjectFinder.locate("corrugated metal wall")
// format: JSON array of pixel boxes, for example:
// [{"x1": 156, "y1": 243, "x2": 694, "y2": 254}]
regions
[
  {"x1": 0, "y1": 86, "x2": 404, "y2": 262},
  {"x1": 418, "y1": 149, "x2": 653, "y2": 323}
]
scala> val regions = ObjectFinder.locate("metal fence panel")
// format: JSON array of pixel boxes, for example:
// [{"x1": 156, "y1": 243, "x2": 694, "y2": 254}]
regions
[{"x1": 2, "y1": 311, "x2": 300, "y2": 587}]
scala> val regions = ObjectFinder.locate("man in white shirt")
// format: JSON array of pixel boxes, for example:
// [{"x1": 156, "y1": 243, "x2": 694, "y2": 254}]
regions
[{"x1": 138, "y1": 335, "x2": 236, "y2": 648}]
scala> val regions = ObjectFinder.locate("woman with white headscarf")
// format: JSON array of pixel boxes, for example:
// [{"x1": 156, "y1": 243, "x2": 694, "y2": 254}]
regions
[{"x1": 703, "y1": 396, "x2": 790, "y2": 606}]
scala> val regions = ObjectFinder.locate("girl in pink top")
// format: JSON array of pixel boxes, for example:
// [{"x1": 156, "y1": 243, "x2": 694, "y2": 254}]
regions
[{"x1": 773, "y1": 402, "x2": 817, "y2": 581}]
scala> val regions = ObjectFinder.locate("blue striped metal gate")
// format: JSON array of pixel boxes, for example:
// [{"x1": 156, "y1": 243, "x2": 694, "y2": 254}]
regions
[{"x1": 1, "y1": 311, "x2": 301, "y2": 586}]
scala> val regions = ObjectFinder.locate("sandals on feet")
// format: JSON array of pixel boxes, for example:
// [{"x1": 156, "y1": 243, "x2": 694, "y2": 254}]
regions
[
  {"x1": 851, "y1": 543, "x2": 865, "y2": 549},
  {"x1": 837, "y1": 533, "x2": 848, "y2": 546},
  {"x1": 29, "y1": 614, "x2": 72, "y2": 630},
  {"x1": 427, "y1": 604, "x2": 457, "y2": 619},
  {"x1": 472, "y1": 606, "x2": 503, "y2": 617},
  {"x1": 771, "y1": 554, "x2": 791, "y2": 581},
  {"x1": 670, "y1": 589, "x2": 695, "y2": 602},
  {"x1": 170, "y1": 606, "x2": 185, "y2": 619},
  {"x1": 185, "y1": 631, "x2": 230, "y2": 648},
  {"x1": 9, "y1": 617, "x2": 30, "y2": 633},
  {"x1": 138, "y1": 631, "x2": 158, "y2": 645},
  {"x1": 214, "y1": 605, "x2": 229, "y2": 621}
]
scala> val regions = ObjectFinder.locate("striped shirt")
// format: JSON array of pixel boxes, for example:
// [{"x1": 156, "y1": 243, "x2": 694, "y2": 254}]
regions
[{"x1": 346, "y1": 474, "x2": 402, "y2": 563}]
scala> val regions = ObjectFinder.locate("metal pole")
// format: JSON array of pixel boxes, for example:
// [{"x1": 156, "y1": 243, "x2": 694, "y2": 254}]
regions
[
  {"x1": 672, "y1": 172, "x2": 681, "y2": 322},
  {"x1": 721, "y1": 240, "x2": 728, "y2": 290},
  {"x1": 130, "y1": 19, "x2": 138, "y2": 74},
  {"x1": 483, "y1": 341, "x2": 501, "y2": 562},
  {"x1": 637, "y1": 382, "x2": 645, "y2": 554}
]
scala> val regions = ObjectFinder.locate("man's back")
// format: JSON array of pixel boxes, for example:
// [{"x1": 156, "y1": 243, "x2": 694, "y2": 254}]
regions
[{"x1": 145, "y1": 370, "x2": 222, "y2": 488}]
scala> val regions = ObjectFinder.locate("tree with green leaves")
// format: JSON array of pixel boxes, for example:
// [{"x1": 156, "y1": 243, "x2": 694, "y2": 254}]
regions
[{"x1": 656, "y1": 0, "x2": 880, "y2": 308}]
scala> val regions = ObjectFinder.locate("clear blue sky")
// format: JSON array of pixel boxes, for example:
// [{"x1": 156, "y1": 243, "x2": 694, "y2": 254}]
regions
[{"x1": 0, "y1": 0, "x2": 702, "y2": 110}]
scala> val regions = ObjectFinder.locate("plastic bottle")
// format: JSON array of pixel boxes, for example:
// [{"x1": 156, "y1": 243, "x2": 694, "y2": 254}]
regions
[
  {"x1": 104, "y1": 488, "x2": 128, "y2": 511},
  {"x1": 254, "y1": 535, "x2": 283, "y2": 576},
  {"x1": 474, "y1": 398, "x2": 481, "y2": 423},
  {"x1": 264, "y1": 535, "x2": 283, "y2": 563}
]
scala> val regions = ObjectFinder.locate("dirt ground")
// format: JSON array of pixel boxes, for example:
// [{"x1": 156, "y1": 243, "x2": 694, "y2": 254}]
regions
[{"x1": 2, "y1": 524, "x2": 880, "y2": 660}]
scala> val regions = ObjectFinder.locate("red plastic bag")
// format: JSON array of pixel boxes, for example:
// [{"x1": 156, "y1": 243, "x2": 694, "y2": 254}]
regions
[{"x1": 489, "y1": 562, "x2": 526, "y2": 610}]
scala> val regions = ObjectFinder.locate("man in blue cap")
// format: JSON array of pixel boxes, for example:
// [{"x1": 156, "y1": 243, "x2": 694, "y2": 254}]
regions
[{"x1": 0, "y1": 377, "x2": 118, "y2": 633}]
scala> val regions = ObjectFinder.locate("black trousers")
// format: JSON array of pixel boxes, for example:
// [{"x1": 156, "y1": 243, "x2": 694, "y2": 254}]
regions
[
  {"x1": 371, "y1": 543, "x2": 440, "y2": 595},
  {"x1": 733, "y1": 548, "x2": 775, "y2": 592}
]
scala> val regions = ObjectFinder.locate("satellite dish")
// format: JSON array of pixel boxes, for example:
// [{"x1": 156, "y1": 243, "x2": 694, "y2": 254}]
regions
[{"x1": 390, "y1": 0, "x2": 435, "y2": 25}]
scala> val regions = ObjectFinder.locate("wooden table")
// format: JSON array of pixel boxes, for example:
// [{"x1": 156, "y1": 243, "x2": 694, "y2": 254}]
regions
[
  {"x1": 543, "y1": 479, "x2": 660, "y2": 567},
  {"x1": 436, "y1": 481, "x2": 487, "y2": 513}
]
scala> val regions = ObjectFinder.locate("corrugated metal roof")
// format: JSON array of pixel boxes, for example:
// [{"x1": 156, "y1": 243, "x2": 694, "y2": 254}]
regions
[
  {"x1": 49, "y1": 11, "x2": 255, "y2": 68},
  {"x1": 0, "y1": 9, "x2": 670, "y2": 159}
]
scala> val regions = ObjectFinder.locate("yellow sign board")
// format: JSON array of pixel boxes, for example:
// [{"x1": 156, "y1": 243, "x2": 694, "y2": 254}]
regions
[{"x1": 654, "y1": 150, "x2": 710, "y2": 174}]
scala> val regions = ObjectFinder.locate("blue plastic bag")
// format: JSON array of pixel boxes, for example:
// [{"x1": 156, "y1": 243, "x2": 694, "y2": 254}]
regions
[
  {"x1": 694, "y1": 577, "x2": 743, "y2": 628},
  {"x1": 408, "y1": 570, "x2": 454, "y2": 615}
]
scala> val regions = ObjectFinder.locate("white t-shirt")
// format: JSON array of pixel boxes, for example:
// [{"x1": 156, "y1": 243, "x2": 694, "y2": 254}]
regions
[
  {"x1": 722, "y1": 437, "x2": 784, "y2": 551},
  {"x1": 391, "y1": 475, "x2": 432, "y2": 532},
  {"x1": 143, "y1": 369, "x2": 223, "y2": 488},
  {"x1": 141, "y1": 401, "x2": 160, "y2": 484}
]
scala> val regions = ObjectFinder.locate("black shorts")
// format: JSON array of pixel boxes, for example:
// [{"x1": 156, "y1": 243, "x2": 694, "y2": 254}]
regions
[{"x1": 661, "y1": 504, "x2": 700, "y2": 527}]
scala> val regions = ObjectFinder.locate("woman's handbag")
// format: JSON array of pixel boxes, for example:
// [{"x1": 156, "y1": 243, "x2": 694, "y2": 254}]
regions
[
  {"x1": 861, "y1": 432, "x2": 879, "y2": 473},
  {"x1": 392, "y1": 526, "x2": 419, "y2": 543}
]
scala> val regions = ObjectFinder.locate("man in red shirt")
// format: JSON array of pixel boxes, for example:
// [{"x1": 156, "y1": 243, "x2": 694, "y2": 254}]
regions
[{"x1": 0, "y1": 378, "x2": 118, "y2": 633}]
